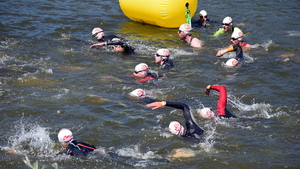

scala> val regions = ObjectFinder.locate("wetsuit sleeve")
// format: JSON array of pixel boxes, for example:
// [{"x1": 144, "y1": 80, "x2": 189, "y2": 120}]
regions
[
  {"x1": 226, "y1": 45, "x2": 235, "y2": 52},
  {"x1": 165, "y1": 102, "x2": 194, "y2": 126},
  {"x1": 210, "y1": 85, "x2": 237, "y2": 118},
  {"x1": 217, "y1": 46, "x2": 234, "y2": 56},
  {"x1": 165, "y1": 101, "x2": 204, "y2": 138},
  {"x1": 213, "y1": 28, "x2": 225, "y2": 37},
  {"x1": 210, "y1": 85, "x2": 227, "y2": 116},
  {"x1": 106, "y1": 41, "x2": 126, "y2": 46}
]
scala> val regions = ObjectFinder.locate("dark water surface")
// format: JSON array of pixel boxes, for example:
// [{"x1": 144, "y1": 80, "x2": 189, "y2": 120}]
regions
[{"x1": 1, "y1": 0, "x2": 300, "y2": 168}]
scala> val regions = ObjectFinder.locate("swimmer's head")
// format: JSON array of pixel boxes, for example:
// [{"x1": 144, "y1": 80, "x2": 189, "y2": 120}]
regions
[
  {"x1": 129, "y1": 88, "x2": 146, "y2": 98},
  {"x1": 134, "y1": 63, "x2": 148, "y2": 72},
  {"x1": 58, "y1": 128, "x2": 73, "y2": 144},
  {"x1": 134, "y1": 63, "x2": 149, "y2": 76},
  {"x1": 225, "y1": 58, "x2": 239, "y2": 67},
  {"x1": 155, "y1": 49, "x2": 170, "y2": 61},
  {"x1": 92, "y1": 27, "x2": 104, "y2": 38},
  {"x1": 168, "y1": 121, "x2": 185, "y2": 136},
  {"x1": 199, "y1": 10, "x2": 207, "y2": 17},
  {"x1": 231, "y1": 31, "x2": 243, "y2": 41},
  {"x1": 178, "y1": 24, "x2": 192, "y2": 34},
  {"x1": 222, "y1": 16, "x2": 233, "y2": 26},
  {"x1": 198, "y1": 108, "x2": 215, "y2": 118}
]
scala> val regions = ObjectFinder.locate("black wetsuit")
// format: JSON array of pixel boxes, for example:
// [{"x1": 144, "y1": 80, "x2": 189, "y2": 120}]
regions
[
  {"x1": 57, "y1": 140, "x2": 96, "y2": 157},
  {"x1": 165, "y1": 101, "x2": 205, "y2": 139},
  {"x1": 97, "y1": 35, "x2": 120, "y2": 43},
  {"x1": 192, "y1": 18, "x2": 219, "y2": 28},
  {"x1": 160, "y1": 59, "x2": 174, "y2": 69},
  {"x1": 233, "y1": 44, "x2": 244, "y2": 63},
  {"x1": 106, "y1": 40, "x2": 135, "y2": 54}
]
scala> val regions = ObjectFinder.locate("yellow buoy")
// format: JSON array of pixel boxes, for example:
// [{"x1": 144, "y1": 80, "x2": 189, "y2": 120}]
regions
[{"x1": 119, "y1": 0, "x2": 197, "y2": 28}]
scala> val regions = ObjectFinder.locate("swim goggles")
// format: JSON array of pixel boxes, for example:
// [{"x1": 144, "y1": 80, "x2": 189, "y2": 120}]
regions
[
  {"x1": 93, "y1": 31, "x2": 104, "y2": 38},
  {"x1": 222, "y1": 23, "x2": 231, "y2": 26}
]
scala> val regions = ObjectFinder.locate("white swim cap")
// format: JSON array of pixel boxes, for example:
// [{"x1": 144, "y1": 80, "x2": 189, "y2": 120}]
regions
[
  {"x1": 222, "y1": 16, "x2": 233, "y2": 25},
  {"x1": 134, "y1": 63, "x2": 148, "y2": 72},
  {"x1": 129, "y1": 88, "x2": 146, "y2": 98},
  {"x1": 168, "y1": 121, "x2": 185, "y2": 135},
  {"x1": 231, "y1": 30, "x2": 243, "y2": 41},
  {"x1": 199, "y1": 10, "x2": 207, "y2": 17},
  {"x1": 199, "y1": 108, "x2": 215, "y2": 118},
  {"x1": 179, "y1": 24, "x2": 192, "y2": 34},
  {"x1": 225, "y1": 58, "x2": 239, "y2": 67},
  {"x1": 156, "y1": 49, "x2": 170, "y2": 59},
  {"x1": 58, "y1": 128, "x2": 73, "y2": 143},
  {"x1": 92, "y1": 27, "x2": 104, "y2": 37}
]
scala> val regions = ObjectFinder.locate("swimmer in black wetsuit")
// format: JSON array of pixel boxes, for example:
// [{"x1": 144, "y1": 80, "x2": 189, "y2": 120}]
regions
[
  {"x1": 90, "y1": 27, "x2": 135, "y2": 54},
  {"x1": 57, "y1": 128, "x2": 96, "y2": 157},
  {"x1": 154, "y1": 49, "x2": 174, "y2": 70},
  {"x1": 132, "y1": 63, "x2": 158, "y2": 83},
  {"x1": 192, "y1": 10, "x2": 219, "y2": 28},
  {"x1": 147, "y1": 101, "x2": 205, "y2": 139},
  {"x1": 216, "y1": 30, "x2": 247, "y2": 66},
  {"x1": 92, "y1": 27, "x2": 121, "y2": 42}
]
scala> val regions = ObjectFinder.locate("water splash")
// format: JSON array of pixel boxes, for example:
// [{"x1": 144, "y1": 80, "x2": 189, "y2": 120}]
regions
[
  {"x1": 227, "y1": 94, "x2": 276, "y2": 119},
  {"x1": 286, "y1": 31, "x2": 300, "y2": 37},
  {"x1": 2, "y1": 119, "x2": 56, "y2": 157}
]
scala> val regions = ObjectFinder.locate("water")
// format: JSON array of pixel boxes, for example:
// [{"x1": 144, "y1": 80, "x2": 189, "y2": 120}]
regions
[{"x1": 1, "y1": 0, "x2": 300, "y2": 168}]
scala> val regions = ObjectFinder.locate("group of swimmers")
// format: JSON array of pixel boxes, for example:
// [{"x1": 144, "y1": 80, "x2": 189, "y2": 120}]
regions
[{"x1": 55, "y1": 10, "x2": 250, "y2": 158}]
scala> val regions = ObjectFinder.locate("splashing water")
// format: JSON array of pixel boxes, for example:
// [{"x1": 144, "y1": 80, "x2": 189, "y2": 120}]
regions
[
  {"x1": 227, "y1": 94, "x2": 275, "y2": 118},
  {"x1": 4, "y1": 119, "x2": 56, "y2": 157}
]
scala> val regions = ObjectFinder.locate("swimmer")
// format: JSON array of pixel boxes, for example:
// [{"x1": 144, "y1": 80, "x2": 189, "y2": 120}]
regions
[
  {"x1": 57, "y1": 128, "x2": 96, "y2": 157},
  {"x1": 199, "y1": 85, "x2": 237, "y2": 118},
  {"x1": 90, "y1": 39, "x2": 135, "y2": 54},
  {"x1": 216, "y1": 30, "x2": 246, "y2": 66},
  {"x1": 90, "y1": 27, "x2": 135, "y2": 54},
  {"x1": 213, "y1": 16, "x2": 245, "y2": 39},
  {"x1": 129, "y1": 88, "x2": 146, "y2": 98},
  {"x1": 146, "y1": 101, "x2": 205, "y2": 140},
  {"x1": 154, "y1": 49, "x2": 174, "y2": 69},
  {"x1": 91, "y1": 27, "x2": 121, "y2": 43},
  {"x1": 225, "y1": 58, "x2": 239, "y2": 67},
  {"x1": 132, "y1": 63, "x2": 158, "y2": 83},
  {"x1": 178, "y1": 24, "x2": 202, "y2": 48},
  {"x1": 192, "y1": 10, "x2": 219, "y2": 28}
]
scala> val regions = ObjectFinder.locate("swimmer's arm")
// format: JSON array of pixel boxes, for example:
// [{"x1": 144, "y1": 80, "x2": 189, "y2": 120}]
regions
[
  {"x1": 89, "y1": 41, "x2": 126, "y2": 49},
  {"x1": 213, "y1": 28, "x2": 225, "y2": 37},
  {"x1": 90, "y1": 42, "x2": 107, "y2": 49},
  {"x1": 146, "y1": 101, "x2": 167, "y2": 110},
  {"x1": 216, "y1": 45, "x2": 234, "y2": 57}
]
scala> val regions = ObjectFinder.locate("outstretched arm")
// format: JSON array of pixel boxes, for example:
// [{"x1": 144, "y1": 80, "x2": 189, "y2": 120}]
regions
[
  {"x1": 90, "y1": 42, "x2": 106, "y2": 49},
  {"x1": 146, "y1": 101, "x2": 166, "y2": 110},
  {"x1": 216, "y1": 45, "x2": 234, "y2": 57}
]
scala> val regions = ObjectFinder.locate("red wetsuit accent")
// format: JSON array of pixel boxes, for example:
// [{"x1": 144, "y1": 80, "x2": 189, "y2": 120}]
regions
[
  {"x1": 210, "y1": 85, "x2": 237, "y2": 118},
  {"x1": 138, "y1": 76, "x2": 154, "y2": 82},
  {"x1": 241, "y1": 42, "x2": 250, "y2": 47},
  {"x1": 210, "y1": 85, "x2": 227, "y2": 116}
]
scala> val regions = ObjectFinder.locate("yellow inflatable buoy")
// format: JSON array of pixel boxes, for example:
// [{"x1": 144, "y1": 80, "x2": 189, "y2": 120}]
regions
[{"x1": 119, "y1": 0, "x2": 197, "y2": 28}]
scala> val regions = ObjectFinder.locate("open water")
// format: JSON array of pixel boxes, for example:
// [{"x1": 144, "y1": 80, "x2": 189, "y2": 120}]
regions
[{"x1": 1, "y1": 0, "x2": 300, "y2": 168}]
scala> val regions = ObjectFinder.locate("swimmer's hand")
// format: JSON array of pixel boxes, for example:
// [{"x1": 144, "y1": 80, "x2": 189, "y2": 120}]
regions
[
  {"x1": 146, "y1": 101, "x2": 166, "y2": 110},
  {"x1": 216, "y1": 49, "x2": 225, "y2": 57},
  {"x1": 90, "y1": 43, "x2": 106, "y2": 49},
  {"x1": 205, "y1": 85, "x2": 211, "y2": 95}
]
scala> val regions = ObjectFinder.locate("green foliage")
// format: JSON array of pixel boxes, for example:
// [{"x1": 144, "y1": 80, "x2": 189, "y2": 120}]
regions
[{"x1": 23, "y1": 156, "x2": 58, "y2": 169}]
